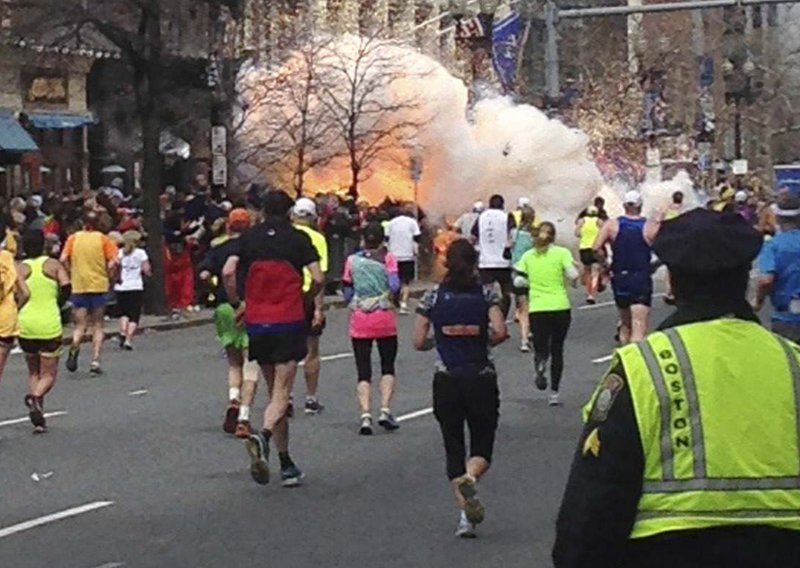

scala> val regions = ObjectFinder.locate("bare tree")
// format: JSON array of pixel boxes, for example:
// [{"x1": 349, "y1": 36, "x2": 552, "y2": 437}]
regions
[
  {"x1": 235, "y1": 39, "x2": 341, "y2": 197},
  {"x1": 318, "y1": 32, "x2": 428, "y2": 198},
  {"x1": 6, "y1": 0, "x2": 238, "y2": 313}
]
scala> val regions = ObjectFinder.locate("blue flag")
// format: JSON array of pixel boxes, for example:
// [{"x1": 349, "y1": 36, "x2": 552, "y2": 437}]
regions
[{"x1": 492, "y1": 11, "x2": 521, "y2": 93}]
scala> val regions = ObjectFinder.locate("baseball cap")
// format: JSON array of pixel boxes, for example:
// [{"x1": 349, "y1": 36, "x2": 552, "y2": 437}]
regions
[
  {"x1": 473, "y1": 201, "x2": 485, "y2": 212},
  {"x1": 586, "y1": 206, "x2": 599, "y2": 216},
  {"x1": 623, "y1": 190, "x2": 643, "y2": 207},
  {"x1": 293, "y1": 197, "x2": 317, "y2": 218},
  {"x1": 734, "y1": 190, "x2": 748, "y2": 203},
  {"x1": 228, "y1": 208, "x2": 251, "y2": 229},
  {"x1": 518, "y1": 197, "x2": 531, "y2": 208}
]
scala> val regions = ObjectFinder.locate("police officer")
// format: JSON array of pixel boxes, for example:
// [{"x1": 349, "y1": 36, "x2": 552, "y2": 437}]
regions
[{"x1": 554, "y1": 208, "x2": 800, "y2": 568}]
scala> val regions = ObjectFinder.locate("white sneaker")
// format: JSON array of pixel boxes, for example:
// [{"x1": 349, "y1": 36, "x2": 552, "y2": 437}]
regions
[
  {"x1": 399, "y1": 303, "x2": 409, "y2": 315},
  {"x1": 455, "y1": 511, "x2": 477, "y2": 539},
  {"x1": 520, "y1": 342, "x2": 531, "y2": 353},
  {"x1": 549, "y1": 393, "x2": 562, "y2": 407}
]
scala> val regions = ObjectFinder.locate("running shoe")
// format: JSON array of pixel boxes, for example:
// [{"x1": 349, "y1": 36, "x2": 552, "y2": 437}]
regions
[
  {"x1": 455, "y1": 511, "x2": 477, "y2": 539},
  {"x1": 118, "y1": 335, "x2": 125, "y2": 349},
  {"x1": 89, "y1": 360, "x2": 103, "y2": 376},
  {"x1": 359, "y1": 414, "x2": 373, "y2": 436},
  {"x1": 304, "y1": 398, "x2": 324, "y2": 415},
  {"x1": 399, "y1": 303, "x2": 410, "y2": 315},
  {"x1": 586, "y1": 297, "x2": 597, "y2": 305},
  {"x1": 456, "y1": 475, "x2": 485, "y2": 525},
  {"x1": 32, "y1": 425, "x2": 48, "y2": 435},
  {"x1": 223, "y1": 401, "x2": 240, "y2": 434},
  {"x1": 245, "y1": 432, "x2": 270, "y2": 485},
  {"x1": 520, "y1": 341, "x2": 531, "y2": 353},
  {"x1": 549, "y1": 393, "x2": 562, "y2": 407},
  {"x1": 65, "y1": 348, "x2": 79, "y2": 373},
  {"x1": 234, "y1": 421, "x2": 252, "y2": 439},
  {"x1": 24, "y1": 394, "x2": 45, "y2": 429},
  {"x1": 534, "y1": 359, "x2": 548, "y2": 391},
  {"x1": 663, "y1": 295, "x2": 676, "y2": 306},
  {"x1": 122, "y1": 341, "x2": 134, "y2": 351},
  {"x1": 378, "y1": 410, "x2": 400, "y2": 432},
  {"x1": 280, "y1": 464, "x2": 305, "y2": 488}
]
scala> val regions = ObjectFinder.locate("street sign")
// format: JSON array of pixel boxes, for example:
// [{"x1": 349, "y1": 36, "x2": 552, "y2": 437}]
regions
[
  {"x1": 211, "y1": 126, "x2": 227, "y2": 156},
  {"x1": 212, "y1": 155, "x2": 227, "y2": 186},
  {"x1": 731, "y1": 159, "x2": 748, "y2": 176}
]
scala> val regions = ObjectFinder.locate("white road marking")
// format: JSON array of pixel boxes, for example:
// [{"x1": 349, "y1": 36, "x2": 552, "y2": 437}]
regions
[
  {"x1": 577, "y1": 293, "x2": 665, "y2": 311},
  {"x1": 299, "y1": 353, "x2": 353, "y2": 367},
  {"x1": 397, "y1": 407, "x2": 434, "y2": 422},
  {"x1": 0, "y1": 501, "x2": 114, "y2": 540},
  {"x1": 127, "y1": 389, "x2": 149, "y2": 397},
  {"x1": 91, "y1": 563, "x2": 124, "y2": 568},
  {"x1": 592, "y1": 355, "x2": 614, "y2": 364},
  {"x1": 0, "y1": 411, "x2": 67, "y2": 428}
]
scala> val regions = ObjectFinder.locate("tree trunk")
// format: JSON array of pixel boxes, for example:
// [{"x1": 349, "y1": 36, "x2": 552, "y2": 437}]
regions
[{"x1": 136, "y1": 4, "x2": 168, "y2": 315}]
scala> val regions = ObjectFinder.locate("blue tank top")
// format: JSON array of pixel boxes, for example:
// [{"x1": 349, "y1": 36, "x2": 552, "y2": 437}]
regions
[
  {"x1": 428, "y1": 284, "x2": 490, "y2": 375},
  {"x1": 612, "y1": 216, "x2": 651, "y2": 274}
]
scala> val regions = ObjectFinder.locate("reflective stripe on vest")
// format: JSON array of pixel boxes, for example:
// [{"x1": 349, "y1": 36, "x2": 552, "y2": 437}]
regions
[{"x1": 620, "y1": 320, "x2": 800, "y2": 539}]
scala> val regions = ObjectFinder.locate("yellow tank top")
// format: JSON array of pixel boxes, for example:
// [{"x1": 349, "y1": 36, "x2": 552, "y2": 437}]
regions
[
  {"x1": 0, "y1": 250, "x2": 19, "y2": 337},
  {"x1": 579, "y1": 217, "x2": 600, "y2": 250},
  {"x1": 19, "y1": 257, "x2": 61, "y2": 340}
]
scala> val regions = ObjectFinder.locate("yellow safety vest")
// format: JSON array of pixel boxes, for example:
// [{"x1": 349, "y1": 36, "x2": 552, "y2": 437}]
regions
[{"x1": 609, "y1": 319, "x2": 800, "y2": 539}]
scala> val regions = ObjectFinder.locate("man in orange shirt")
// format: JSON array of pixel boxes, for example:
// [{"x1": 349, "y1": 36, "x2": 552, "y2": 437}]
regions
[{"x1": 60, "y1": 211, "x2": 119, "y2": 376}]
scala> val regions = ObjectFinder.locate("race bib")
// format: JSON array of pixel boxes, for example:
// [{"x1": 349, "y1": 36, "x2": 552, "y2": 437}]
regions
[{"x1": 790, "y1": 298, "x2": 800, "y2": 315}]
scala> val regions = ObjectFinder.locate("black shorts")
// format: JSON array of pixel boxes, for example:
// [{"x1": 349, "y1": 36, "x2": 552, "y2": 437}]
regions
[
  {"x1": 19, "y1": 337, "x2": 63, "y2": 357},
  {"x1": 613, "y1": 292, "x2": 653, "y2": 309},
  {"x1": 305, "y1": 304, "x2": 326, "y2": 338},
  {"x1": 479, "y1": 268, "x2": 512, "y2": 292},
  {"x1": 116, "y1": 291, "x2": 144, "y2": 324},
  {"x1": 398, "y1": 261, "x2": 416, "y2": 285},
  {"x1": 612, "y1": 272, "x2": 652, "y2": 309},
  {"x1": 248, "y1": 332, "x2": 308, "y2": 366},
  {"x1": 352, "y1": 336, "x2": 398, "y2": 382},
  {"x1": 0, "y1": 336, "x2": 15, "y2": 348},
  {"x1": 579, "y1": 249, "x2": 597, "y2": 266}
]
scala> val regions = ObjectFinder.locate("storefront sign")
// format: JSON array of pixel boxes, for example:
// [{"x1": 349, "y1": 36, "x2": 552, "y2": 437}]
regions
[{"x1": 22, "y1": 69, "x2": 68, "y2": 105}]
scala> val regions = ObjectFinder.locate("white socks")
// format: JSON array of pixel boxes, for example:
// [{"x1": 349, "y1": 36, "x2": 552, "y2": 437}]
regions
[
  {"x1": 238, "y1": 404, "x2": 250, "y2": 422},
  {"x1": 229, "y1": 387, "x2": 240, "y2": 402}
]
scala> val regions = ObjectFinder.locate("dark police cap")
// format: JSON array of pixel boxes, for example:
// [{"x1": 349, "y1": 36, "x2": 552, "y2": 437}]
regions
[{"x1": 653, "y1": 208, "x2": 762, "y2": 273}]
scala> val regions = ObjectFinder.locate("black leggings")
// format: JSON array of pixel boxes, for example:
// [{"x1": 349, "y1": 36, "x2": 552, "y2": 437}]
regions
[
  {"x1": 352, "y1": 336, "x2": 398, "y2": 383},
  {"x1": 433, "y1": 369, "x2": 500, "y2": 480},
  {"x1": 529, "y1": 310, "x2": 572, "y2": 392}
]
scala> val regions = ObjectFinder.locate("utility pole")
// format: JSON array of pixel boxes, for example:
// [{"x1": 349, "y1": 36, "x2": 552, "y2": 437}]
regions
[{"x1": 544, "y1": 0, "x2": 559, "y2": 101}]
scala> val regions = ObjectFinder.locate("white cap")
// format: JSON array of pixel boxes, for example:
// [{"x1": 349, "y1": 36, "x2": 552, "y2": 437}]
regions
[
  {"x1": 517, "y1": 197, "x2": 531, "y2": 208},
  {"x1": 473, "y1": 201, "x2": 485, "y2": 212},
  {"x1": 734, "y1": 190, "x2": 748, "y2": 203},
  {"x1": 623, "y1": 190, "x2": 643, "y2": 207},
  {"x1": 30, "y1": 195, "x2": 43, "y2": 208},
  {"x1": 293, "y1": 197, "x2": 317, "y2": 218},
  {"x1": 165, "y1": 185, "x2": 177, "y2": 196}
]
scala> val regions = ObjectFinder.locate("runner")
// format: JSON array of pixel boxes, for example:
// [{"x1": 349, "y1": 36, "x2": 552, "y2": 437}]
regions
[
  {"x1": 0, "y1": 223, "x2": 28, "y2": 384},
  {"x1": 413, "y1": 239, "x2": 508, "y2": 538},
  {"x1": 515, "y1": 222, "x2": 580, "y2": 406},
  {"x1": 222, "y1": 190, "x2": 324, "y2": 488},
  {"x1": 510, "y1": 207, "x2": 535, "y2": 351},
  {"x1": 342, "y1": 222, "x2": 401, "y2": 435},
  {"x1": 17, "y1": 229, "x2": 70, "y2": 434},
  {"x1": 200, "y1": 208, "x2": 258, "y2": 438},
  {"x1": 660, "y1": 191, "x2": 685, "y2": 305},
  {"x1": 114, "y1": 230, "x2": 150, "y2": 350},
  {"x1": 61, "y1": 211, "x2": 119, "y2": 376},
  {"x1": 593, "y1": 191, "x2": 660, "y2": 344},
  {"x1": 454, "y1": 202, "x2": 484, "y2": 245},
  {"x1": 471, "y1": 194, "x2": 515, "y2": 319},
  {"x1": 574, "y1": 206, "x2": 602, "y2": 305},
  {"x1": 292, "y1": 197, "x2": 328, "y2": 415},
  {"x1": 385, "y1": 203, "x2": 421, "y2": 315}
]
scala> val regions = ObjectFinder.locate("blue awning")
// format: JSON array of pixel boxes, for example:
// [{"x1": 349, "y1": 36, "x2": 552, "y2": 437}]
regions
[
  {"x1": 28, "y1": 112, "x2": 95, "y2": 129},
  {"x1": 0, "y1": 112, "x2": 39, "y2": 152}
]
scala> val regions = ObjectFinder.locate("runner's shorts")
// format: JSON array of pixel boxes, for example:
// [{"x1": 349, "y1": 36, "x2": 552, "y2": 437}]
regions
[
  {"x1": 304, "y1": 303, "x2": 326, "y2": 338},
  {"x1": 248, "y1": 331, "x2": 308, "y2": 365},
  {"x1": 71, "y1": 293, "x2": 108, "y2": 310},
  {"x1": 19, "y1": 337, "x2": 63, "y2": 358},
  {"x1": 579, "y1": 249, "x2": 597, "y2": 266},
  {"x1": 612, "y1": 271, "x2": 652, "y2": 309},
  {"x1": 116, "y1": 291, "x2": 144, "y2": 324},
  {"x1": 214, "y1": 303, "x2": 249, "y2": 350},
  {"x1": 398, "y1": 261, "x2": 416, "y2": 285}
]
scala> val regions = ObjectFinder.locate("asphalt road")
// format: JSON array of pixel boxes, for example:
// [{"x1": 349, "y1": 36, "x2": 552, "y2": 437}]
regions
[{"x1": 0, "y1": 286, "x2": 678, "y2": 568}]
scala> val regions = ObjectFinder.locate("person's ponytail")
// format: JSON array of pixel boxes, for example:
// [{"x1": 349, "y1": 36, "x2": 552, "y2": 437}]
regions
[{"x1": 535, "y1": 222, "x2": 556, "y2": 251}]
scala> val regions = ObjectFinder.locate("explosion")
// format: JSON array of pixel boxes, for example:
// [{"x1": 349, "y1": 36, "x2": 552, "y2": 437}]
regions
[{"x1": 235, "y1": 34, "x2": 604, "y2": 232}]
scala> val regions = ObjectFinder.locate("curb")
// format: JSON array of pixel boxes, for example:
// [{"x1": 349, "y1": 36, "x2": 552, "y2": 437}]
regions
[{"x1": 62, "y1": 287, "x2": 433, "y2": 343}]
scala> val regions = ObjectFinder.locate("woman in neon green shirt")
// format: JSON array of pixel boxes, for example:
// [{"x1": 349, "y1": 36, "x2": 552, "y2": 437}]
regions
[{"x1": 514, "y1": 223, "x2": 579, "y2": 407}]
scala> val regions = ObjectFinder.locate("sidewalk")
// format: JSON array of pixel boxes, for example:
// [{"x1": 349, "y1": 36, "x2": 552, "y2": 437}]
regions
[{"x1": 58, "y1": 282, "x2": 433, "y2": 343}]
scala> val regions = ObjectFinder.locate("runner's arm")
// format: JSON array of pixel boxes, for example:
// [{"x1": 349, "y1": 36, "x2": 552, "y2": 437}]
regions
[
  {"x1": 754, "y1": 241, "x2": 775, "y2": 311},
  {"x1": 592, "y1": 220, "x2": 613, "y2": 260},
  {"x1": 14, "y1": 266, "x2": 29, "y2": 308},
  {"x1": 48, "y1": 259, "x2": 71, "y2": 308},
  {"x1": 487, "y1": 305, "x2": 508, "y2": 346},
  {"x1": 574, "y1": 218, "x2": 584, "y2": 238},
  {"x1": 305, "y1": 261, "x2": 324, "y2": 302},
  {"x1": 412, "y1": 314, "x2": 434, "y2": 351},
  {"x1": 222, "y1": 255, "x2": 241, "y2": 306}
]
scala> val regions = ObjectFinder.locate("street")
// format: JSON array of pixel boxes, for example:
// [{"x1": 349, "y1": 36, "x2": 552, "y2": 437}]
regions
[{"x1": 0, "y1": 289, "x2": 674, "y2": 568}]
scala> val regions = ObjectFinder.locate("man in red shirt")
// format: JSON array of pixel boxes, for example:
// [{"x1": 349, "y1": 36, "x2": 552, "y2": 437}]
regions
[{"x1": 223, "y1": 190, "x2": 324, "y2": 488}]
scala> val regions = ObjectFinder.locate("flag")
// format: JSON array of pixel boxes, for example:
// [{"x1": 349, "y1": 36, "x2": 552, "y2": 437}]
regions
[
  {"x1": 492, "y1": 11, "x2": 521, "y2": 92},
  {"x1": 456, "y1": 16, "x2": 486, "y2": 39}
]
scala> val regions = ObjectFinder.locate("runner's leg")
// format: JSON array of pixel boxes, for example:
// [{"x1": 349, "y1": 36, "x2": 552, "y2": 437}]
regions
[
  {"x1": 0, "y1": 342, "x2": 11, "y2": 382},
  {"x1": 71, "y1": 307, "x2": 88, "y2": 351},
  {"x1": 304, "y1": 336, "x2": 321, "y2": 399},
  {"x1": 629, "y1": 304, "x2": 650, "y2": 343},
  {"x1": 617, "y1": 308, "x2": 633, "y2": 345},
  {"x1": 90, "y1": 306, "x2": 105, "y2": 363}
]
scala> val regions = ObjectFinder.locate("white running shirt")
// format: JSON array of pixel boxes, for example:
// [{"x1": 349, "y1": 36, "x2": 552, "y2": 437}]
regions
[
  {"x1": 477, "y1": 209, "x2": 511, "y2": 269},
  {"x1": 115, "y1": 248, "x2": 149, "y2": 292},
  {"x1": 386, "y1": 215, "x2": 421, "y2": 262}
]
